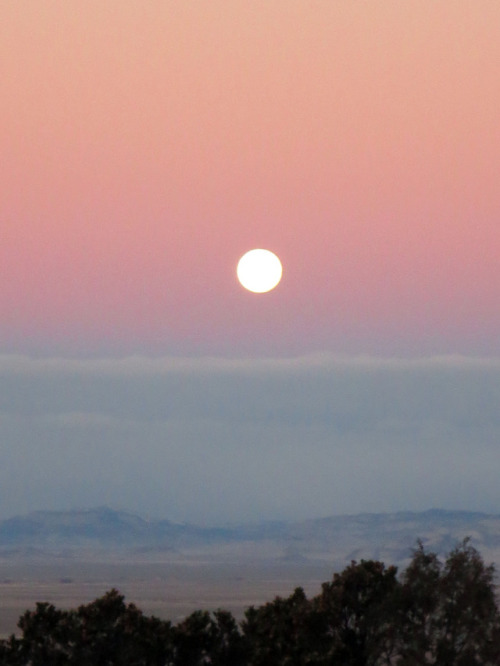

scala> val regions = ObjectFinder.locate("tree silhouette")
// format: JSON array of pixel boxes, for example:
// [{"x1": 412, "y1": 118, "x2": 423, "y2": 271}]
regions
[
  {"x1": 0, "y1": 589, "x2": 174, "y2": 666},
  {"x1": 242, "y1": 586, "x2": 320, "y2": 664},
  {"x1": 397, "y1": 539, "x2": 500, "y2": 665},
  {"x1": 313, "y1": 559, "x2": 399, "y2": 666},
  {"x1": 0, "y1": 541, "x2": 499, "y2": 665},
  {"x1": 173, "y1": 608, "x2": 246, "y2": 666}
]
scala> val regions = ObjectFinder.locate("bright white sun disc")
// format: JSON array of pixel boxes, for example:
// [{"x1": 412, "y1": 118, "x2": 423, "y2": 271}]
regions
[{"x1": 237, "y1": 249, "x2": 283, "y2": 293}]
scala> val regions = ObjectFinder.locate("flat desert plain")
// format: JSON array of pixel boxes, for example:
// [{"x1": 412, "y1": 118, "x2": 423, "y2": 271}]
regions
[{"x1": 0, "y1": 555, "x2": 334, "y2": 638}]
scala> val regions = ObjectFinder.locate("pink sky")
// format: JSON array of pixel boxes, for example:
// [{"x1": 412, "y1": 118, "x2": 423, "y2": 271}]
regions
[{"x1": 1, "y1": 1, "x2": 499, "y2": 356}]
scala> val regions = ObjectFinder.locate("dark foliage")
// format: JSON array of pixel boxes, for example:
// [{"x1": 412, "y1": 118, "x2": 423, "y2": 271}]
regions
[
  {"x1": 312, "y1": 559, "x2": 399, "y2": 665},
  {"x1": 0, "y1": 589, "x2": 174, "y2": 666},
  {"x1": 396, "y1": 539, "x2": 500, "y2": 665},
  {"x1": 1, "y1": 540, "x2": 499, "y2": 665}
]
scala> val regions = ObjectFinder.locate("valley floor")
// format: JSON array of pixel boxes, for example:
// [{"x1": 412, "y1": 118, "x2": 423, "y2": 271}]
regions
[{"x1": 0, "y1": 557, "x2": 332, "y2": 638}]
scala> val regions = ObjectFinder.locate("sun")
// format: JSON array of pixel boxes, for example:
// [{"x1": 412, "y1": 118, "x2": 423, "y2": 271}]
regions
[{"x1": 237, "y1": 249, "x2": 283, "y2": 293}]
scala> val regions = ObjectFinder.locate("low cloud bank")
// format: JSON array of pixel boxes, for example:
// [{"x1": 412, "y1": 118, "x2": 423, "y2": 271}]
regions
[{"x1": 1, "y1": 354, "x2": 499, "y2": 524}]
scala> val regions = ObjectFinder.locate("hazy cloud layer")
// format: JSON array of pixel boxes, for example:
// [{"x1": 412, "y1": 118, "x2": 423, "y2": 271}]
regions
[{"x1": 1, "y1": 354, "x2": 499, "y2": 524}]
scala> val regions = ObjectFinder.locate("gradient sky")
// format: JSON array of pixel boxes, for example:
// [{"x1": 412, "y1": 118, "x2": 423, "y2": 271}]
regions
[
  {"x1": 1, "y1": 3, "x2": 499, "y2": 524},
  {"x1": 2, "y1": 0, "x2": 499, "y2": 356}
]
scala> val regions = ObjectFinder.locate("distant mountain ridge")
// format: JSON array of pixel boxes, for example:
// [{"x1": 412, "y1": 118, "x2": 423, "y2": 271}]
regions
[
  {"x1": 1, "y1": 507, "x2": 500, "y2": 567},
  {"x1": 0, "y1": 506, "x2": 234, "y2": 549}
]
